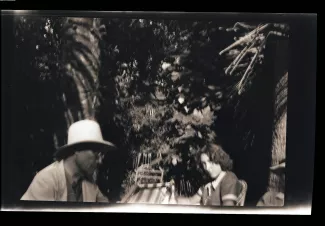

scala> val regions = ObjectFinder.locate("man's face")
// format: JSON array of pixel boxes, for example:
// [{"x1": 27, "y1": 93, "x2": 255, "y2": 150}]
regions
[
  {"x1": 200, "y1": 153, "x2": 221, "y2": 179},
  {"x1": 75, "y1": 150, "x2": 104, "y2": 181}
]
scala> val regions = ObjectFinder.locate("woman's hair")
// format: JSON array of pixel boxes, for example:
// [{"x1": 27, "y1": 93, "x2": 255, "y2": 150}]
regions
[{"x1": 196, "y1": 143, "x2": 233, "y2": 171}]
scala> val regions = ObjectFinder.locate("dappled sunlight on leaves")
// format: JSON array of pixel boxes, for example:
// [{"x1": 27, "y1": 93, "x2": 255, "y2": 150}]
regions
[{"x1": 12, "y1": 17, "x2": 288, "y2": 201}]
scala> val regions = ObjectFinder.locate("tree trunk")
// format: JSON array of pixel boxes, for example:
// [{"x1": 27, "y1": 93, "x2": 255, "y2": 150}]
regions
[
  {"x1": 268, "y1": 39, "x2": 288, "y2": 193},
  {"x1": 269, "y1": 72, "x2": 287, "y2": 192},
  {"x1": 52, "y1": 17, "x2": 102, "y2": 148},
  {"x1": 60, "y1": 17, "x2": 102, "y2": 126}
]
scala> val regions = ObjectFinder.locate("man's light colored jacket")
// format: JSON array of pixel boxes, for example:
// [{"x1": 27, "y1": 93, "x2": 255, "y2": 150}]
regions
[{"x1": 21, "y1": 160, "x2": 108, "y2": 202}]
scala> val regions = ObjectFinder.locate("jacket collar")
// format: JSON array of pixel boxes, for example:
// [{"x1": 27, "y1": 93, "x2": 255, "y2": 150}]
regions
[{"x1": 57, "y1": 160, "x2": 98, "y2": 202}]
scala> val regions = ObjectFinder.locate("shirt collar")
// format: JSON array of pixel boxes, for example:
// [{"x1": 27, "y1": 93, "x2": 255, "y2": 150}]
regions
[
  {"x1": 205, "y1": 171, "x2": 226, "y2": 190},
  {"x1": 64, "y1": 166, "x2": 83, "y2": 186}
]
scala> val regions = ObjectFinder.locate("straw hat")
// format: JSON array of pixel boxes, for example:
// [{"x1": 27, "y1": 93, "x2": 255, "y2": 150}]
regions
[
  {"x1": 270, "y1": 159, "x2": 285, "y2": 174},
  {"x1": 54, "y1": 119, "x2": 117, "y2": 159}
]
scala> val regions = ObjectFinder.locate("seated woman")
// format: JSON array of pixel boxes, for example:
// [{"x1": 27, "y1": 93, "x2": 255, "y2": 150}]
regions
[{"x1": 174, "y1": 143, "x2": 241, "y2": 206}]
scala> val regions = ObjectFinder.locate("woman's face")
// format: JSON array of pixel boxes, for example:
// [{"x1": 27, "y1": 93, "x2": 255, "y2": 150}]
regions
[{"x1": 200, "y1": 153, "x2": 221, "y2": 179}]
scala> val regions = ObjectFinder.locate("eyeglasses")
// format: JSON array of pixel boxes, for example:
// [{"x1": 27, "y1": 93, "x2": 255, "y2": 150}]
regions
[{"x1": 93, "y1": 151, "x2": 105, "y2": 164}]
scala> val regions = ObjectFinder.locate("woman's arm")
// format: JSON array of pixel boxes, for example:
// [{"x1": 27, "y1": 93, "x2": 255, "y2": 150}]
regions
[
  {"x1": 220, "y1": 172, "x2": 241, "y2": 206},
  {"x1": 174, "y1": 185, "x2": 202, "y2": 205},
  {"x1": 176, "y1": 193, "x2": 201, "y2": 205}
]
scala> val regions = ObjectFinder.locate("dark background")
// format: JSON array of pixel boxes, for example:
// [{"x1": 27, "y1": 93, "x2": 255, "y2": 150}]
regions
[{"x1": 1, "y1": 12, "x2": 316, "y2": 209}]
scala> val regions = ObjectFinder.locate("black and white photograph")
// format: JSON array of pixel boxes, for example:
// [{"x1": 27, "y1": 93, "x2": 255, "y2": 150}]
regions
[{"x1": 1, "y1": 11, "x2": 316, "y2": 215}]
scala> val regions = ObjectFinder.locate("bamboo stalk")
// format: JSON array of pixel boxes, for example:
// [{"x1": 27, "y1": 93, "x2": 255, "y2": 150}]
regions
[
  {"x1": 229, "y1": 39, "x2": 258, "y2": 75},
  {"x1": 219, "y1": 23, "x2": 269, "y2": 55},
  {"x1": 225, "y1": 45, "x2": 249, "y2": 74},
  {"x1": 237, "y1": 51, "x2": 259, "y2": 94},
  {"x1": 236, "y1": 34, "x2": 268, "y2": 94},
  {"x1": 235, "y1": 22, "x2": 256, "y2": 30}
]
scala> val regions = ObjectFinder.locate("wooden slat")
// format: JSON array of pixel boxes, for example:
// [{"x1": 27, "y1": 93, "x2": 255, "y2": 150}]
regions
[
  {"x1": 127, "y1": 187, "x2": 168, "y2": 204},
  {"x1": 137, "y1": 175, "x2": 162, "y2": 179},
  {"x1": 137, "y1": 170, "x2": 162, "y2": 174},
  {"x1": 120, "y1": 156, "x2": 165, "y2": 203},
  {"x1": 137, "y1": 182, "x2": 172, "y2": 188}
]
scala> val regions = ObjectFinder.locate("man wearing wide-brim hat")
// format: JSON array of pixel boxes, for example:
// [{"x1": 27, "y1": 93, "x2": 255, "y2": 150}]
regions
[
  {"x1": 257, "y1": 159, "x2": 285, "y2": 207},
  {"x1": 21, "y1": 119, "x2": 117, "y2": 202}
]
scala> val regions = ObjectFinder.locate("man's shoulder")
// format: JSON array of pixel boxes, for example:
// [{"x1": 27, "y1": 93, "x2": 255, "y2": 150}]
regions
[
  {"x1": 259, "y1": 191, "x2": 284, "y2": 206},
  {"x1": 266, "y1": 191, "x2": 284, "y2": 200},
  {"x1": 261, "y1": 191, "x2": 280, "y2": 201},
  {"x1": 34, "y1": 161, "x2": 61, "y2": 180}
]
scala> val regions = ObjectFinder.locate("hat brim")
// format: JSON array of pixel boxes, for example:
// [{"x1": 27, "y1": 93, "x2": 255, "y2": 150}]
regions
[
  {"x1": 270, "y1": 162, "x2": 285, "y2": 173},
  {"x1": 54, "y1": 140, "x2": 117, "y2": 160}
]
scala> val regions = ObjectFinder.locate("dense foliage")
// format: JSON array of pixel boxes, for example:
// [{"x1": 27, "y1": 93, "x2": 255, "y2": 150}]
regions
[{"x1": 9, "y1": 16, "x2": 288, "y2": 205}]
